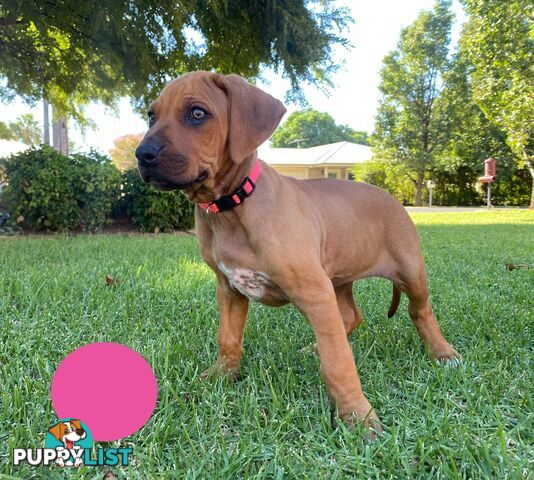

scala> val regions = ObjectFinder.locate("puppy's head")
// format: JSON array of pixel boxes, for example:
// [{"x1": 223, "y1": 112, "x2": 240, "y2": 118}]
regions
[
  {"x1": 48, "y1": 419, "x2": 86, "y2": 443},
  {"x1": 135, "y1": 71, "x2": 286, "y2": 196}
]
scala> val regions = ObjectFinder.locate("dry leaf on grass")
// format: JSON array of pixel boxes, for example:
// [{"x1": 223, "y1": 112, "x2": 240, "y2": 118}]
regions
[
  {"x1": 505, "y1": 263, "x2": 531, "y2": 271},
  {"x1": 105, "y1": 274, "x2": 120, "y2": 286}
]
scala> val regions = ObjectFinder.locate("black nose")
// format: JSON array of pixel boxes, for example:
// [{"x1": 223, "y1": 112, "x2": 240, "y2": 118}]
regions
[{"x1": 135, "y1": 144, "x2": 160, "y2": 166}]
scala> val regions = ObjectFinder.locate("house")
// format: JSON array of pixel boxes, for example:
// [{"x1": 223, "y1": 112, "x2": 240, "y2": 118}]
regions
[{"x1": 258, "y1": 141, "x2": 372, "y2": 180}]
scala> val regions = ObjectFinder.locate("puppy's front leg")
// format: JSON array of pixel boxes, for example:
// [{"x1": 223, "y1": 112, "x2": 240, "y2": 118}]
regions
[
  {"x1": 202, "y1": 275, "x2": 249, "y2": 379},
  {"x1": 289, "y1": 274, "x2": 382, "y2": 439}
]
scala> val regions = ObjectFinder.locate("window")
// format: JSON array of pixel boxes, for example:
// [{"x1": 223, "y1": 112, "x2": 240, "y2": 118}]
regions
[{"x1": 327, "y1": 172, "x2": 338, "y2": 179}]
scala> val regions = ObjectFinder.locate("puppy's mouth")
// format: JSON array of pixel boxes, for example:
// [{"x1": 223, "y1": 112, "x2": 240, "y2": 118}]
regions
[{"x1": 144, "y1": 171, "x2": 208, "y2": 191}]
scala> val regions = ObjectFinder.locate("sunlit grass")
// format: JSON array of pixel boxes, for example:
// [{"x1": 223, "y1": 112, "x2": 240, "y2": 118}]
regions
[
  {"x1": 411, "y1": 209, "x2": 533, "y2": 225},
  {"x1": 0, "y1": 211, "x2": 532, "y2": 479}
]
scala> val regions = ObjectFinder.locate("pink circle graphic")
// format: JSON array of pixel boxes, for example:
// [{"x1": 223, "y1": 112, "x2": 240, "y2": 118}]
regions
[{"x1": 50, "y1": 342, "x2": 158, "y2": 442}]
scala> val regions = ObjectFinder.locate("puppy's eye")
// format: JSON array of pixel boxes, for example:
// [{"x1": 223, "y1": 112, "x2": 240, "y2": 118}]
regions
[
  {"x1": 147, "y1": 111, "x2": 155, "y2": 127},
  {"x1": 189, "y1": 107, "x2": 207, "y2": 121}
]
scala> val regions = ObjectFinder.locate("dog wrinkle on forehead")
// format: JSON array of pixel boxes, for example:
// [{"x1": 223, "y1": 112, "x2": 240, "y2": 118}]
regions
[
  {"x1": 164, "y1": 75, "x2": 214, "y2": 98},
  {"x1": 157, "y1": 90, "x2": 225, "y2": 119}
]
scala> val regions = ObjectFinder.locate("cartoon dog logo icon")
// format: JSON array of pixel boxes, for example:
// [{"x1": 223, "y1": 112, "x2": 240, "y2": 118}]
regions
[{"x1": 47, "y1": 419, "x2": 86, "y2": 467}]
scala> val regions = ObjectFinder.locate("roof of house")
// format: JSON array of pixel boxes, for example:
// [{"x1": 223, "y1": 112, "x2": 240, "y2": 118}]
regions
[{"x1": 258, "y1": 141, "x2": 372, "y2": 167}]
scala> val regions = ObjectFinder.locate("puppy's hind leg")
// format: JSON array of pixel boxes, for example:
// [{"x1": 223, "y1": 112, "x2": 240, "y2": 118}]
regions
[
  {"x1": 335, "y1": 282, "x2": 364, "y2": 337},
  {"x1": 393, "y1": 259, "x2": 461, "y2": 363}
]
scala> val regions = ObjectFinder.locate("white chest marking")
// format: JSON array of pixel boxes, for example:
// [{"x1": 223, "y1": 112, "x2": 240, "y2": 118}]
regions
[{"x1": 218, "y1": 262, "x2": 271, "y2": 301}]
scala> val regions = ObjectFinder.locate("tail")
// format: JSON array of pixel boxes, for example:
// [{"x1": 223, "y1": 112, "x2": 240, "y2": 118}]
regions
[{"x1": 387, "y1": 284, "x2": 401, "y2": 318}]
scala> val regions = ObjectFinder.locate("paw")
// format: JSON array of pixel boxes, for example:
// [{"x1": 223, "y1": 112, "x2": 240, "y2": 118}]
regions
[
  {"x1": 332, "y1": 408, "x2": 383, "y2": 442},
  {"x1": 430, "y1": 343, "x2": 462, "y2": 365},
  {"x1": 200, "y1": 364, "x2": 241, "y2": 382}
]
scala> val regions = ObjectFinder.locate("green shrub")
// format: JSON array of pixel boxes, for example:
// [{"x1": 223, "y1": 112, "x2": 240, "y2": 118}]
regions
[
  {"x1": 490, "y1": 167, "x2": 532, "y2": 206},
  {"x1": 352, "y1": 158, "x2": 415, "y2": 205},
  {"x1": 2, "y1": 146, "x2": 80, "y2": 230},
  {"x1": 1, "y1": 145, "x2": 121, "y2": 231},
  {"x1": 432, "y1": 166, "x2": 481, "y2": 206},
  {"x1": 71, "y1": 150, "x2": 122, "y2": 230},
  {"x1": 352, "y1": 157, "x2": 532, "y2": 206},
  {"x1": 121, "y1": 169, "x2": 195, "y2": 232}
]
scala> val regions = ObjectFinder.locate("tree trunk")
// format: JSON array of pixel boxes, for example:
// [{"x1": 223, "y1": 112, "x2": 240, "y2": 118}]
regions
[
  {"x1": 52, "y1": 113, "x2": 68, "y2": 155},
  {"x1": 414, "y1": 172, "x2": 424, "y2": 206},
  {"x1": 43, "y1": 100, "x2": 50, "y2": 145}
]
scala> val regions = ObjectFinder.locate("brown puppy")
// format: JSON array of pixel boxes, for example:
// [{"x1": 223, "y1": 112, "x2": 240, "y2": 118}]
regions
[{"x1": 136, "y1": 71, "x2": 461, "y2": 438}]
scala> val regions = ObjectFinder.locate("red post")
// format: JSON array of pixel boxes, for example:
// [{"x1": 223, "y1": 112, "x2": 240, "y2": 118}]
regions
[{"x1": 478, "y1": 158, "x2": 496, "y2": 208}]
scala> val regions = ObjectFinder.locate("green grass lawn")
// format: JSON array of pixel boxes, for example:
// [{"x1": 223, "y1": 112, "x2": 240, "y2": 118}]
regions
[{"x1": 0, "y1": 210, "x2": 532, "y2": 479}]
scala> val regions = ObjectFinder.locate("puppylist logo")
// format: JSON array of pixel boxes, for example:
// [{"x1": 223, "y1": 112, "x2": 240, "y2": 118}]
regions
[
  {"x1": 11, "y1": 342, "x2": 157, "y2": 471},
  {"x1": 13, "y1": 418, "x2": 133, "y2": 467}
]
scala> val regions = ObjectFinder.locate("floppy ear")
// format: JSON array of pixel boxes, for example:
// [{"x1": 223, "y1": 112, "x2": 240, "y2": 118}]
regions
[
  {"x1": 48, "y1": 423, "x2": 64, "y2": 440},
  {"x1": 214, "y1": 74, "x2": 286, "y2": 163},
  {"x1": 70, "y1": 419, "x2": 82, "y2": 429}
]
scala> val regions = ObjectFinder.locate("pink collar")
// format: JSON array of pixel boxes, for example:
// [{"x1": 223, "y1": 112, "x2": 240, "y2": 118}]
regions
[{"x1": 199, "y1": 159, "x2": 262, "y2": 213}]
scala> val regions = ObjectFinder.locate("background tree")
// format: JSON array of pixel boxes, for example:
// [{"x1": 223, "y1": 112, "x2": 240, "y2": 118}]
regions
[
  {"x1": 460, "y1": 0, "x2": 533, "y2": 207},
  {"x1": 0, "y1": 121, "x2": 13, "y2": 140},
  {"x1": 270, "y1": 109, "x2": 369, "y2": 148},
  {"x1": 7, "y1": 113, "x2": 41, "y2": 145},
  {"x1": 0, "y1": 1, "x2": 351, "y2": 122},
  {"x1": 109, "y1": 133, "x2": 144, "y2": 172},
  {"x1": 432, "y1": 53, "x2": 524, "y2": 205},
  {"x1": 346, "y1": 129, "x2": 370, "y2": 146},
  {"x1": 372, "y1": 0, "x2": 454, "y2": 205},
  {"x1": 0, "y1": 113, "x2": 41, "y2": 145}
]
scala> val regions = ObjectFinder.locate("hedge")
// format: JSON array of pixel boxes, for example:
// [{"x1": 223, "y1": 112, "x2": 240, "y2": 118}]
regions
[
  {"x1": 121, "y1": 169, "x2": 194, "y2": 232},
  {"x1": 1, "y1": 146, "x2": 121, "y2": 231},
  {"x1": 0, "y1": 145, "x2": 195, "y2": 232}
]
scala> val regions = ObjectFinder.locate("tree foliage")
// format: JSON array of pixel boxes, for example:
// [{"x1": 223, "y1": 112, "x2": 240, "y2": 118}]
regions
[
  {"x1": 367, "y1": 37, "x2": 531, "y2": 207},
  {"x1": 437, "y1": 54, "x2": 513, "y2": 172},
  {"x1": 270, "y1": 109, "x2": 369, "y2": 148},
  {"x1": 433, "y1": 52, "x2": 519, "y2": 200},
  {"x1": 109, "y1": 133, "x2": 144, "y2": 172},
  {"x1": 460, "y1": 0, "x2": 534, "y2": 207},
  {"x1": 352, "y1": 158, "x2": 415, "y2": 205},
  {"x1": 0, "y1": 120, "x2": 12, "y2": 140},
  {"x1": 0, "y1": 113, "x2": 41, "y2": 144},
  {"x1": 372, "y1": 0, "x2": 454, "y2": 205},
  {"x1": 0, "y1": 1, "x2": 351, "y2": 120}
]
